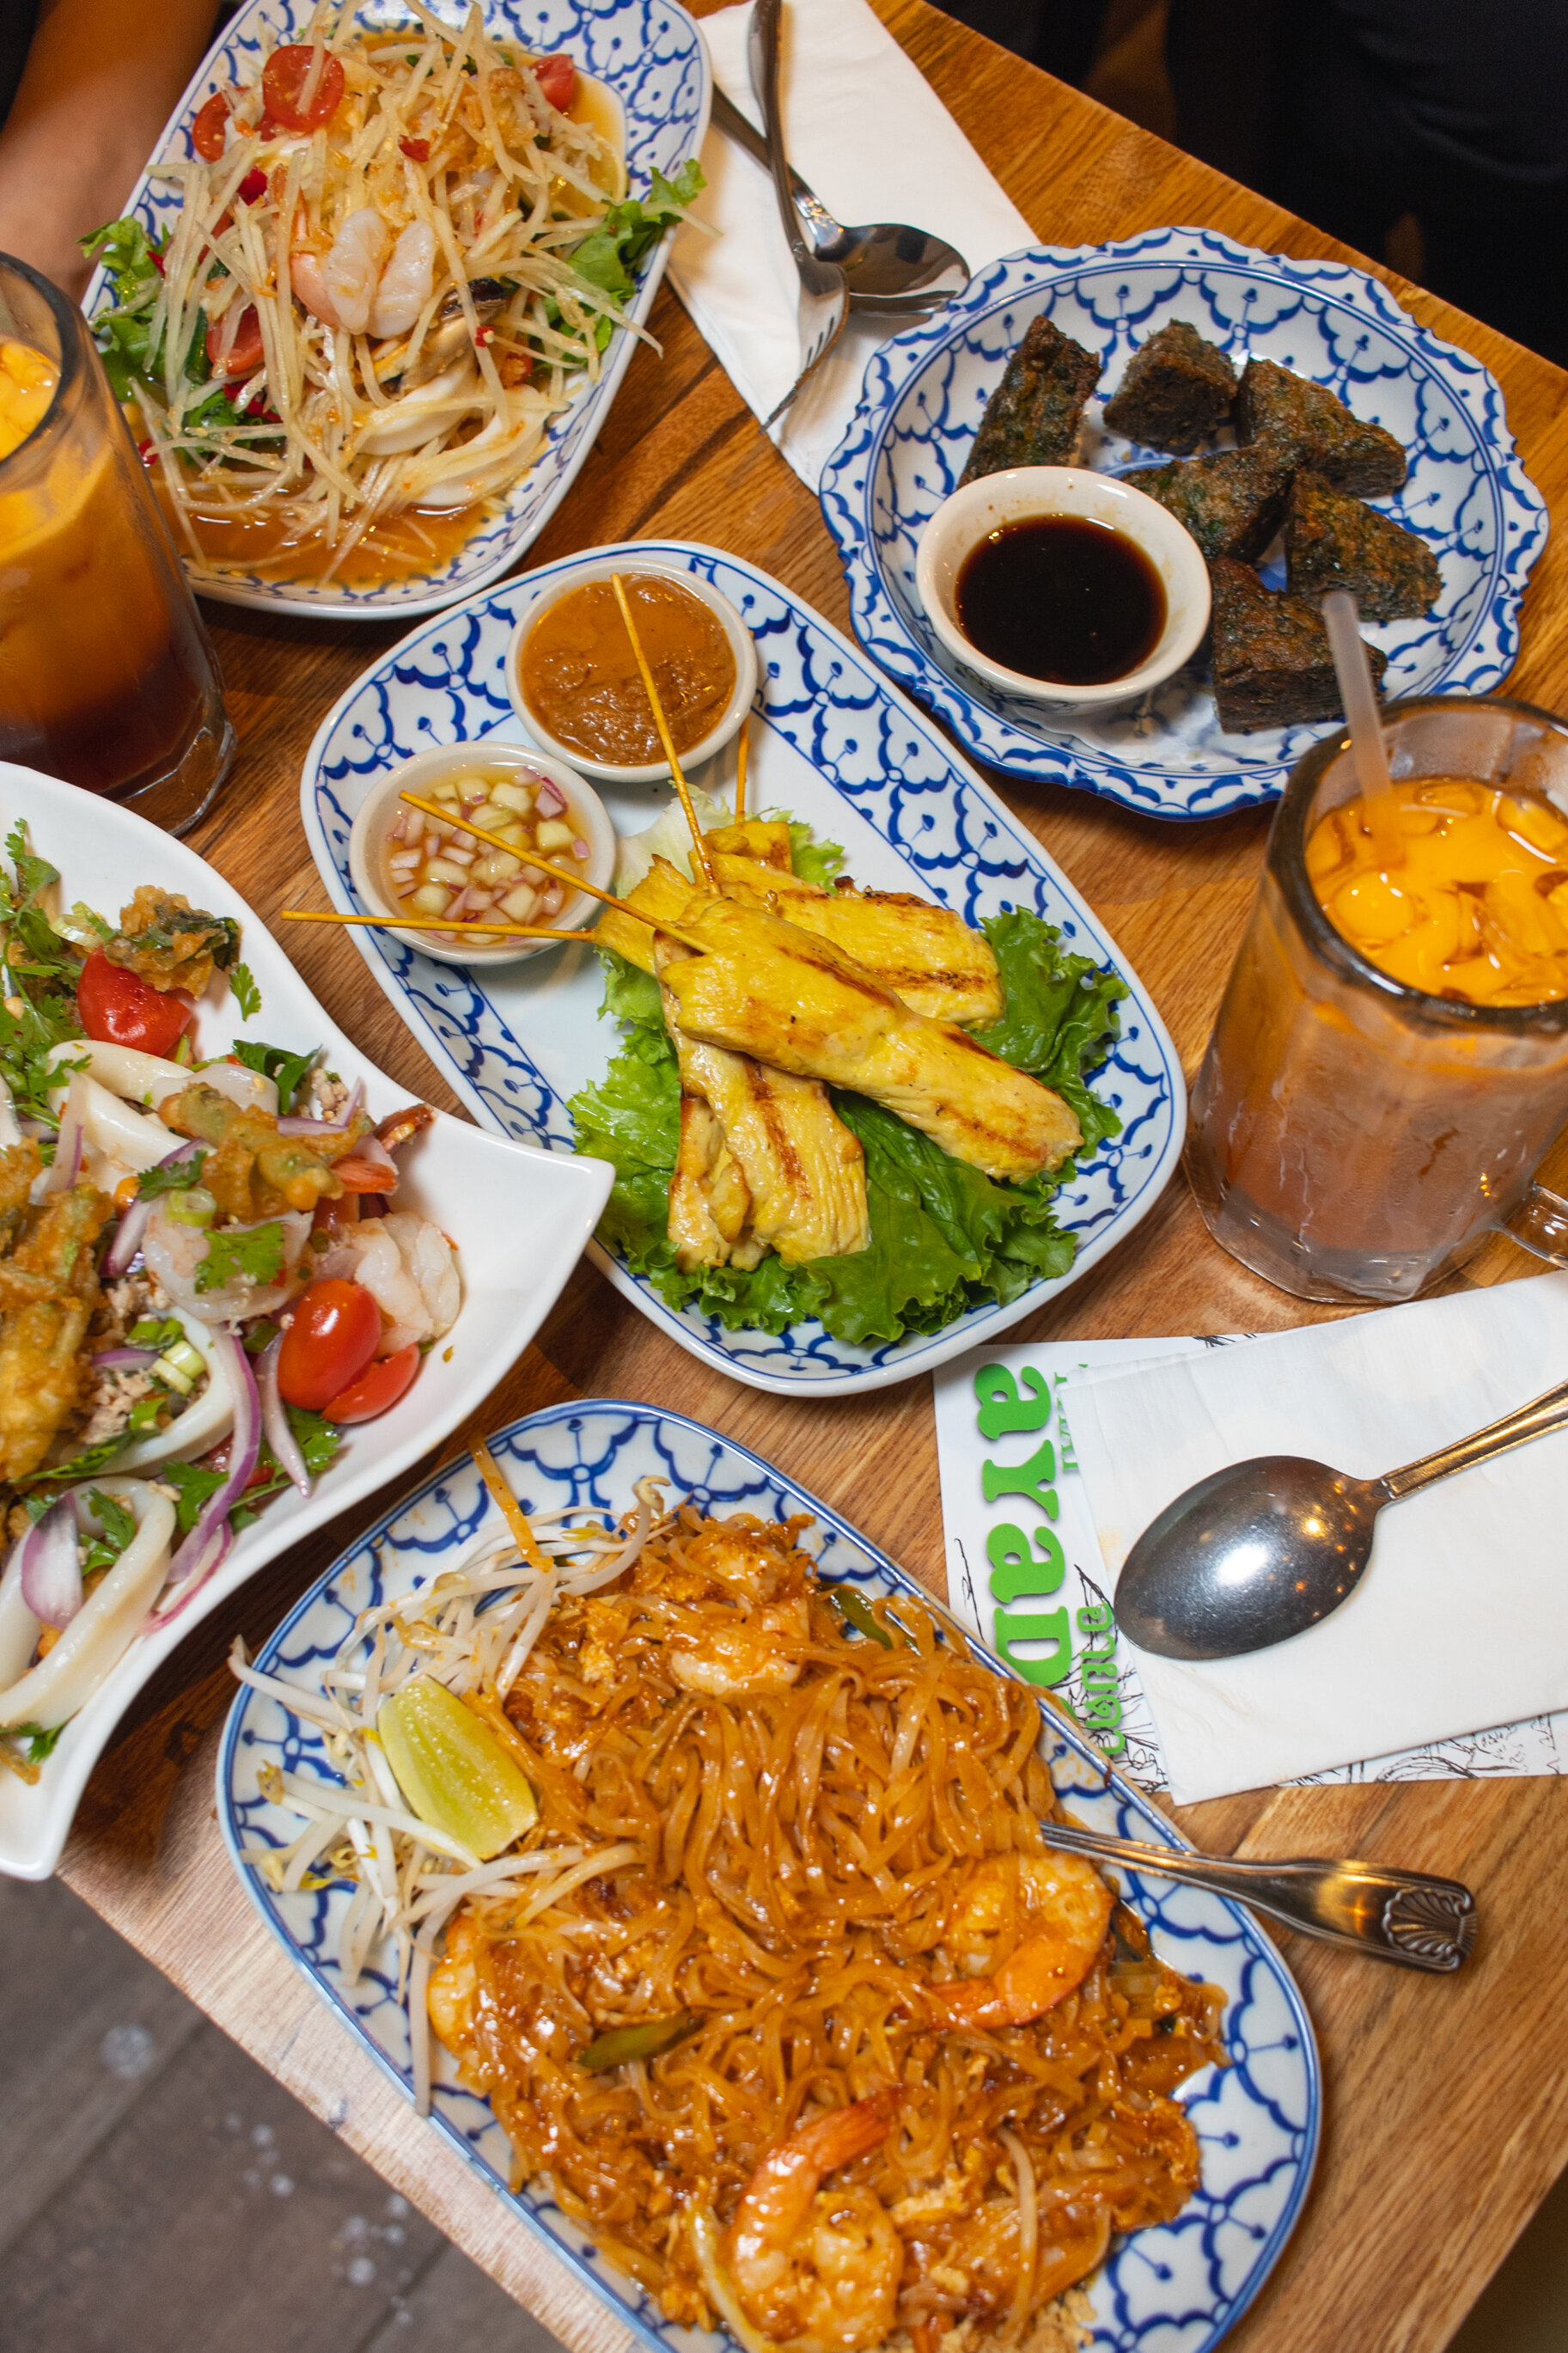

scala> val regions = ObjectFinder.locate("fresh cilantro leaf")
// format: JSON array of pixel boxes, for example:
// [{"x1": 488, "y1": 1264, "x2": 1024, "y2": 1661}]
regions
[
  {"x1": 80, "y1": 1488, "x2": 137, "y2": 1580},
  {"x1": 196, "y1": 1220, "x2": 285, "y2": 1294},
  {"x1": 3, "y1": 819, "x2": 59, "y2": 913},
  {"x1": 0, "y1": 822, "x2": 88, "y2": 1129},
  {"x1": 22, "y1": 1433, "x2": 132, "y2": 1488},
  {"x1": 229, "y1": 1037, "x2": 318, "y2": 1114},
  {"x1": 232, "y1": 1409, "x2": 344, "y2": 1524},
  {"x1": 229, "y1": 963, "x2": 261, "y2": 1021},
  {"x1": 159, "y1": 1458, "x2": 227, "y2": 1536},
  {"x1": 12, "y1": 1722, "x2": 64, "y2": 1763},
  {"x1": 136, "y1": 1152, "x2": 209, "y2": 1200}
]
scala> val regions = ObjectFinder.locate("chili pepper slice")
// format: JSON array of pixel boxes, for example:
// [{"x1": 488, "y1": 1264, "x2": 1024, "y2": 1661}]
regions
[{"x1": 826, "y1": 1587, "x2": 895, "y2": 1648}]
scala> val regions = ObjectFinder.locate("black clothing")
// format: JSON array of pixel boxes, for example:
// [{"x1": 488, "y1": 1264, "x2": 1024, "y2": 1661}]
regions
[{"x1": 0, "y1": 0, "x2": 41, "y2": 130}]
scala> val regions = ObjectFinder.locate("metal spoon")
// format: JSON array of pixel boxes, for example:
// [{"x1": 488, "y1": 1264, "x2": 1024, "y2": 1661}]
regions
[
  {"x1": 709, "y1": 87, "x2": 970, "y2": 316},
  {"x1": 1113, "y1": 1375, "x2": 1568, "y2": 1661},
  {"x1": 748, "y1": 0, "x2": 847, "y2": 423},
  {"x1": 1040, "y1": 1820, "x2": 1476, "y2": 1971}
]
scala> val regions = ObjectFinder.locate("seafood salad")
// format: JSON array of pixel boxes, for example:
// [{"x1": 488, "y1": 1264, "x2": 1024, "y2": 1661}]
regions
[
  {"x1": 0, "y1": 827, "x2": 460, "y2": 1775},
  {"x1": 84, "y1": 4, "x2": 701, "y2": 584},
  {"x1": 241, "y1": 1465, "x2": 1223, "y2": 2353}
]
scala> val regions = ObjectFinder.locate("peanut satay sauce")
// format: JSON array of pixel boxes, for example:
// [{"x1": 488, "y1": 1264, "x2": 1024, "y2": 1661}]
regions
[
  {"x1": 517, "y1": 574, "x2": 735, "y2": 764},
  {"x1": 1307, "y1": 776, "x2": 1568, "y2": 1006}
]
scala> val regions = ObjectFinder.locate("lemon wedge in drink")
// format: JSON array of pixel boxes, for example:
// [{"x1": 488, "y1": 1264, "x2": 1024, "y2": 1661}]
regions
[{"x1": 376, "y1": 1678, "x2": 537, "y2": 1860}]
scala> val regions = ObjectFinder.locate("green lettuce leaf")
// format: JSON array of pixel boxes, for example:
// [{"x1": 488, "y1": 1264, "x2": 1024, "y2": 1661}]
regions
[{"x1": 567, "y1": 159, "x2": 705, "y2": 308}]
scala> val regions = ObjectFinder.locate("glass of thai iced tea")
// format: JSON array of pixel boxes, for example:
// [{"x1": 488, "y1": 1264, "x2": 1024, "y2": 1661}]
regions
[
  {"x1": 1187, "y1": 694, "x2": 1568, "y2": 1302},
  {"x1": 0, "y1": 254, "x2": 234, "y2": 833}
]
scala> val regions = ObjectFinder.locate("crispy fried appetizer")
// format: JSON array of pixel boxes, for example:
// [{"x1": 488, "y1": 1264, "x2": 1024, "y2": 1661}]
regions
[
  {"x1": 959, "y1": 314, "x2": 1101, "y2": 485},
  {"x1": 1209, "y1": 556, "x2": 1388, "y2": 732},
  {"x1": 1284, "y1": 468, "x2": 1441, "y2": 620},
  {"x1": 103, "y1": 887, "x2": 239, "y2": 996},
  {"x1": 659, "y1": 897, "x2": 1082, "y2": 1184},
  {"x1": 0, "y1": 1174, "x2": 113, "y2": 1482},
  {"x1": 1123, "y1": 445, "x2": 1292, "y2": 561},
  {"x1": 1102, "y1": 319, "x2": 1237, "y2": 453},
  {"x1": 1235, "y1": 358, "x2": 1406, "y2": 496},
  {"x1": 158, "y1": 1083, "x2": 371, "y2": 1218}
]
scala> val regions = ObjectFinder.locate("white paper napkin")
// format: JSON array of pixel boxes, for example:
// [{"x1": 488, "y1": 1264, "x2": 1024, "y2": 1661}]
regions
[
  {"x1": 1065, "y1": 1274, "x2": 1568, "y2": 1805},
  {"x1": 667, "y1": 0, "x2": 1032, "y2": 490}
]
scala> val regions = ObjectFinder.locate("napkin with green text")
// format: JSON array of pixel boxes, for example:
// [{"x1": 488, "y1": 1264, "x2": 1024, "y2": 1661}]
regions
[{"x1": 933, "y1": 1279, "x2": 1568, "y2": 1804}]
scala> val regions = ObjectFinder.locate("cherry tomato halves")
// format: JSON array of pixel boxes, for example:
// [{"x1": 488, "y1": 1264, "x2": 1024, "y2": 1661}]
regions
[
  {"x1": 76, "y1": 949, "x2": 192, "y2": 1057},
  {"x1": 207, "y1": 305, "x2": 265, "y2": 380},
  {"x1": 534, "y1": 54, "x2": 577, "y2": 109},
  {"x1": 324, "y1": 1344, "x2": 420, "y2": 1424},
  {"x1": 277, "y1": 1279, "x2": 381, "y2": 1411},
  {"x1": 192, "y1": 89, "x2": 231, "y2": 161},
  {"x1": 262, "y1": 44, "x2": 346, "y2": 132}
]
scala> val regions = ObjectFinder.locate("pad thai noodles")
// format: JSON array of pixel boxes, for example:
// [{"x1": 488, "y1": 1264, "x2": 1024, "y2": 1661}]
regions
[
  {"x1": 84, "y1": 3, "x2": 702, "y2": 586},
  {"x1": 240, "y1": 1476, "x2": 1224, "y2": 2353}
]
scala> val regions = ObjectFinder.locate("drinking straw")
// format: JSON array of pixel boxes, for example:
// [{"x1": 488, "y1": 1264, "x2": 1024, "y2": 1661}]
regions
[
  {"x1": 610, "y1": 571, "x2": 718, "y2": 887},
  {"x1": 397, "y1": 791, "x2": 711, "y2": 950},
  {"x1": 280, "y1": 909, "x2": 595, "y2": 941},
  {"x1": 1321, "y1": 589, "x2": 1403, "y2": 870}
]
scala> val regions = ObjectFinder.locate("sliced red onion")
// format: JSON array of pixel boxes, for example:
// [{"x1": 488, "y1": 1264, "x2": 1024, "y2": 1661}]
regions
[
  {"x1": 256, "y1": 1331, "x2": 312, "y2": 1498},
  {"x1": 90, "y1": 1345, "x2": 160, "y2": 1372},
  {"x1": 145, "y1": 1329, "x2": 258, "y2": 1625},
  {"x1": 352, "y1": 1134, "x2": 398, "y2": 1179},
  {"x1": 104, "y1": 1139, "x2": 204, "y2": 1279},
  {"x1": 44, "y1": 1082, "x2": 85, "y2": 1195},
  {"x1": 15, "y1": 1496, "x2": 82, "y2": 1630},
  {"x1": 276, "y1": 1077, "x2": 365, "y2": 1139},
  {"x1": 535, "y1": 779, "x2": 566, "y2": 817}
]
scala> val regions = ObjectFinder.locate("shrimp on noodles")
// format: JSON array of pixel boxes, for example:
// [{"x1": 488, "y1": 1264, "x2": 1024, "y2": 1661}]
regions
[{"x1": 406, "y1": 1503, "x2": 1225, "y2": 2353}]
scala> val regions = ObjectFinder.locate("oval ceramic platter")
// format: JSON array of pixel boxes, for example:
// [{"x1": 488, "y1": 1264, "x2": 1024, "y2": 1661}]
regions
[
  {"x1": 0, "y1": 762, "x2": 611, "y2": 1879},
  {"x1": 819, "y1": 228, "x2": 1548, "y2": 821},
  {"x1": 222, "y1": 1400, "x2": 1321, "y2": 2353},
  {"x1": 300, "y1": 540, "x2": 1185, "y2": 1398},
  {"x1": 82, "y1": 0, "x2": 710, "y2": 620}
]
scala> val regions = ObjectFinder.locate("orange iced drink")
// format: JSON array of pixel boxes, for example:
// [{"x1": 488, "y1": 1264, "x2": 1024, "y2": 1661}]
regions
[
  {"x1": 0, "y1": 339, "x2": 56, "y2": 455},
  {"x1": 1307, "y1": 778, "x2": 1568, "y2": 1006}
]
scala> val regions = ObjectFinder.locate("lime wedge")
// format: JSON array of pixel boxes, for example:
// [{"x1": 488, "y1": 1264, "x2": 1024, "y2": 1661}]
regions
[{"x1": 376, "y1": 1678, "x2": 537, "y2": 1860}]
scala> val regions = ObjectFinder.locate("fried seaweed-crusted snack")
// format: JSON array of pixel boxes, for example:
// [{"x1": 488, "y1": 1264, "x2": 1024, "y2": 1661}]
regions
[
  {"x1": 105, "y1": 887, "x2": 239, "y2": 996},
  {"x1": 960, "y1": 314, "x2": 1101, "y2": 484},
  {"x1": 1209, "y1": 556, "x2": 1388, "y2": 733},
  {"x1": 1102, "y1": 320, "x2": 1237, "y2": 454},
  {"x1": 1235, "y1": 359, "x2": 1406, "y2": 496},
  {"x1": 1123, "y1": 446, "x2": 1292, "y2": 561},
  {"x1": 1284, "y1": 468, "x2": 1441, "y2": 620}
]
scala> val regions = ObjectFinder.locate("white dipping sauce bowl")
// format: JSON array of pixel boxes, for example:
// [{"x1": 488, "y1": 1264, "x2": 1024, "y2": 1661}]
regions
[
  {"x1": 915, "y1": 466, "x2": 1211, "y2": 710},
  {"x1": 347, "y1": 743, "x2": 616, "y2": 968},
  {"x1": 505, "y1": 558, "x2": 759, "y2": 785}
]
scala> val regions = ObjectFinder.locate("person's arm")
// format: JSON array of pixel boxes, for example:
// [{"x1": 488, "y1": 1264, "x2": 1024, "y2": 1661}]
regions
[{"x1": 0, "y1": 0, "x2": 217, "y2": 296}]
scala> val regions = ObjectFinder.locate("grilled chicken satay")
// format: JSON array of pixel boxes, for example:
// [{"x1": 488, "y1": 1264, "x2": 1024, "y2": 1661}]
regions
[
  {"x1": 601, "y1": 853, "x2": 1004, "y2": 1026},
  {"x1": 661, "y1": 898, "x2": 1081, "y2": 1184},
  {"x1": 655, "y1": 938, "x2": 868, "y2": 1266},
  {"x1": 0, "y1": 1176, "x2": 113, "y2": 1481}
]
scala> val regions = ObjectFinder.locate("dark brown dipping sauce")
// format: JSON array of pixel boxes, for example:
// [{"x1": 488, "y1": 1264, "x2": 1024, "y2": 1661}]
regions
[
  {"x1": 955, "y1": 515, "x2": 1166, "y2": 686},
  {"x1": 519, "y1": 574, "x2": 737, "y2": 766}
]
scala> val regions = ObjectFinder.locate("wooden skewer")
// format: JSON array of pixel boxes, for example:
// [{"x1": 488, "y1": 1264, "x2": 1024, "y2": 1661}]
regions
[
  {"x1": 397, "y1": 790, "x2": 711, "y2": 950},
  {"x1": 473, "y1": 1439, "x2": 553, "y2": 1576},
  {"x1": 610, "y1": 571, "x2": 718, "y2": 889},
  {"x1": 280, "y1": 908, "x2": 596, "y2": 942},
  {"x1": 734, "y1": 717, "x2": 748, "y2": 823}
]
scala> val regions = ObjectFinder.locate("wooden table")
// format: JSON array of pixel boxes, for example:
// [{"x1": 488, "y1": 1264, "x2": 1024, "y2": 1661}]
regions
[{"x1": 52, "y1": 5, "x2": 1568, "y2": 2350}]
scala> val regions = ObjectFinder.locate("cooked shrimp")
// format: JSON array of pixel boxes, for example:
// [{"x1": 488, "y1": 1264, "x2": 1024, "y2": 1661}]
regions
[
  {"x1": 288, "y1": 248, "x2": 340, "y2": 331},
  {"x1": 667, "y1": 1600, "x2": 809, "y2": 1698},
  {"x1": 369, "y1": 221, "x2": 436, "y2": 339},
  {"x1": 335, "y1": 1212, "x2": 461, "y2": 1353},
  {"x1": 924, "y1": 1852, "x2": 1113, "y2": 2032},
  {"x1": 322, "y1": 208, "x2": 392, "y2": 335},
  {"x1": 427, "y1": 1909, "x2": 481, "y2": 2053},
  {"x1": 724, "y1": 2095, "x2": 901, "y2": 2353}
]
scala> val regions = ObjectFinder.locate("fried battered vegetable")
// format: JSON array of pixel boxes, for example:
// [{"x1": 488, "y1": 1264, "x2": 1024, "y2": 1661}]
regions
[
  {"x1": 1284, "y1": 468, "x2": 1442, "y2": 620},
  {"x1": 158, "y1": 1082, "x2": 371, "y2": 1217},
  {"x1": 1209, "y1": 556, "x2": 1388, "y2": 733},
  {"x1": 0, "y1": 1180, "x2": 113, "y2": 1482},
  {"x1": 1123, "y1": 445, "x2": 1292, "y2": 561},
  {"x1": 960, "y1": 314, "x2": 1101, "y2": 484},
  {"x1": 104, "y1": 888, "x2": 240, "y2": 996},
  {"x1": 0, "y1": 1139, "x2": 40, "y2": 1260},
  {"x1": 1235, "y1": 358, "x2": 1406, "y2": 495},
  {"x1": 1102, "y1": 320, "x2": 1237, "y2": 453}
]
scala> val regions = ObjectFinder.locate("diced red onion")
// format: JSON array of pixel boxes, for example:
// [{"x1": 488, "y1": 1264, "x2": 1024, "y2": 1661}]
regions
[
  {"x1": 535, "y1": 779, "x2": 566, "y2": 816},
  {"x1": 15, "y1": 1496, "x2": 82, "y2": 1629},
  {"x1": 103, "y1": 1138, "x2": 204, "y2": 1277},
  {"x1": 277, "y1": 1075, "x2": 365, "y2": 1140},
  {"x1": 90, "y1": 1345, "x2": 159, "y2": 1372},
  {"x1": 144, "y1": 1329, "x2": 258, "y2": 1627},
  {"x1": 256, "y1": 1331, "x2": 312, "y2": 1497}
]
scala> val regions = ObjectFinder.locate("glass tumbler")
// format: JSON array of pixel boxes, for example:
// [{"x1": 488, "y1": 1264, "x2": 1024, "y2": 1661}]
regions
[
  {"x1": 1187, "y1": 694, "x2": 1568, "y2": 1303},
  {"x1": 0, "y1": 254, "x2": 235, "y2": 834}
]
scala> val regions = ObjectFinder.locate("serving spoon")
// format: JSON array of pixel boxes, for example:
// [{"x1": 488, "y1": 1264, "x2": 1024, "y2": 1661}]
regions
[
  {"x1": 710, "y1": 86, "x2": 970, "y2": 316},
  {"x1": 1113, "y1": 1374, "x2": 1568, "y2": 1661}
]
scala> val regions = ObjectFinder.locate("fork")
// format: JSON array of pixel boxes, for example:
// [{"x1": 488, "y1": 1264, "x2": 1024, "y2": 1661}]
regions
[{"x1": 748, "y1": 0, "x2": 847, "y2": 425}]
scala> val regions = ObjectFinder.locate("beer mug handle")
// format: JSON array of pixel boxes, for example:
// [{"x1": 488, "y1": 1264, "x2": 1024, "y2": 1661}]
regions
[{"x1": 1503, "y1": 1183, "x2": 1568, "y2": 1265}]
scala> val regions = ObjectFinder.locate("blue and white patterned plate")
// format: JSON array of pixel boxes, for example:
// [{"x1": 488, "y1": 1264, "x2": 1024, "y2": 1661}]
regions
[
  {"x1": 820, "y1": 228, "x2": 1549, "y2": 821},
  {"x1": 300, "y1": 540, "x2": 1185, "y2": 1397},
  {"x1": 221, "y1": 1401, "x2": 1321, "y2": 2353},
  {"x1": 84, "y1": 0, "x2": 710, "y2": 620}
]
